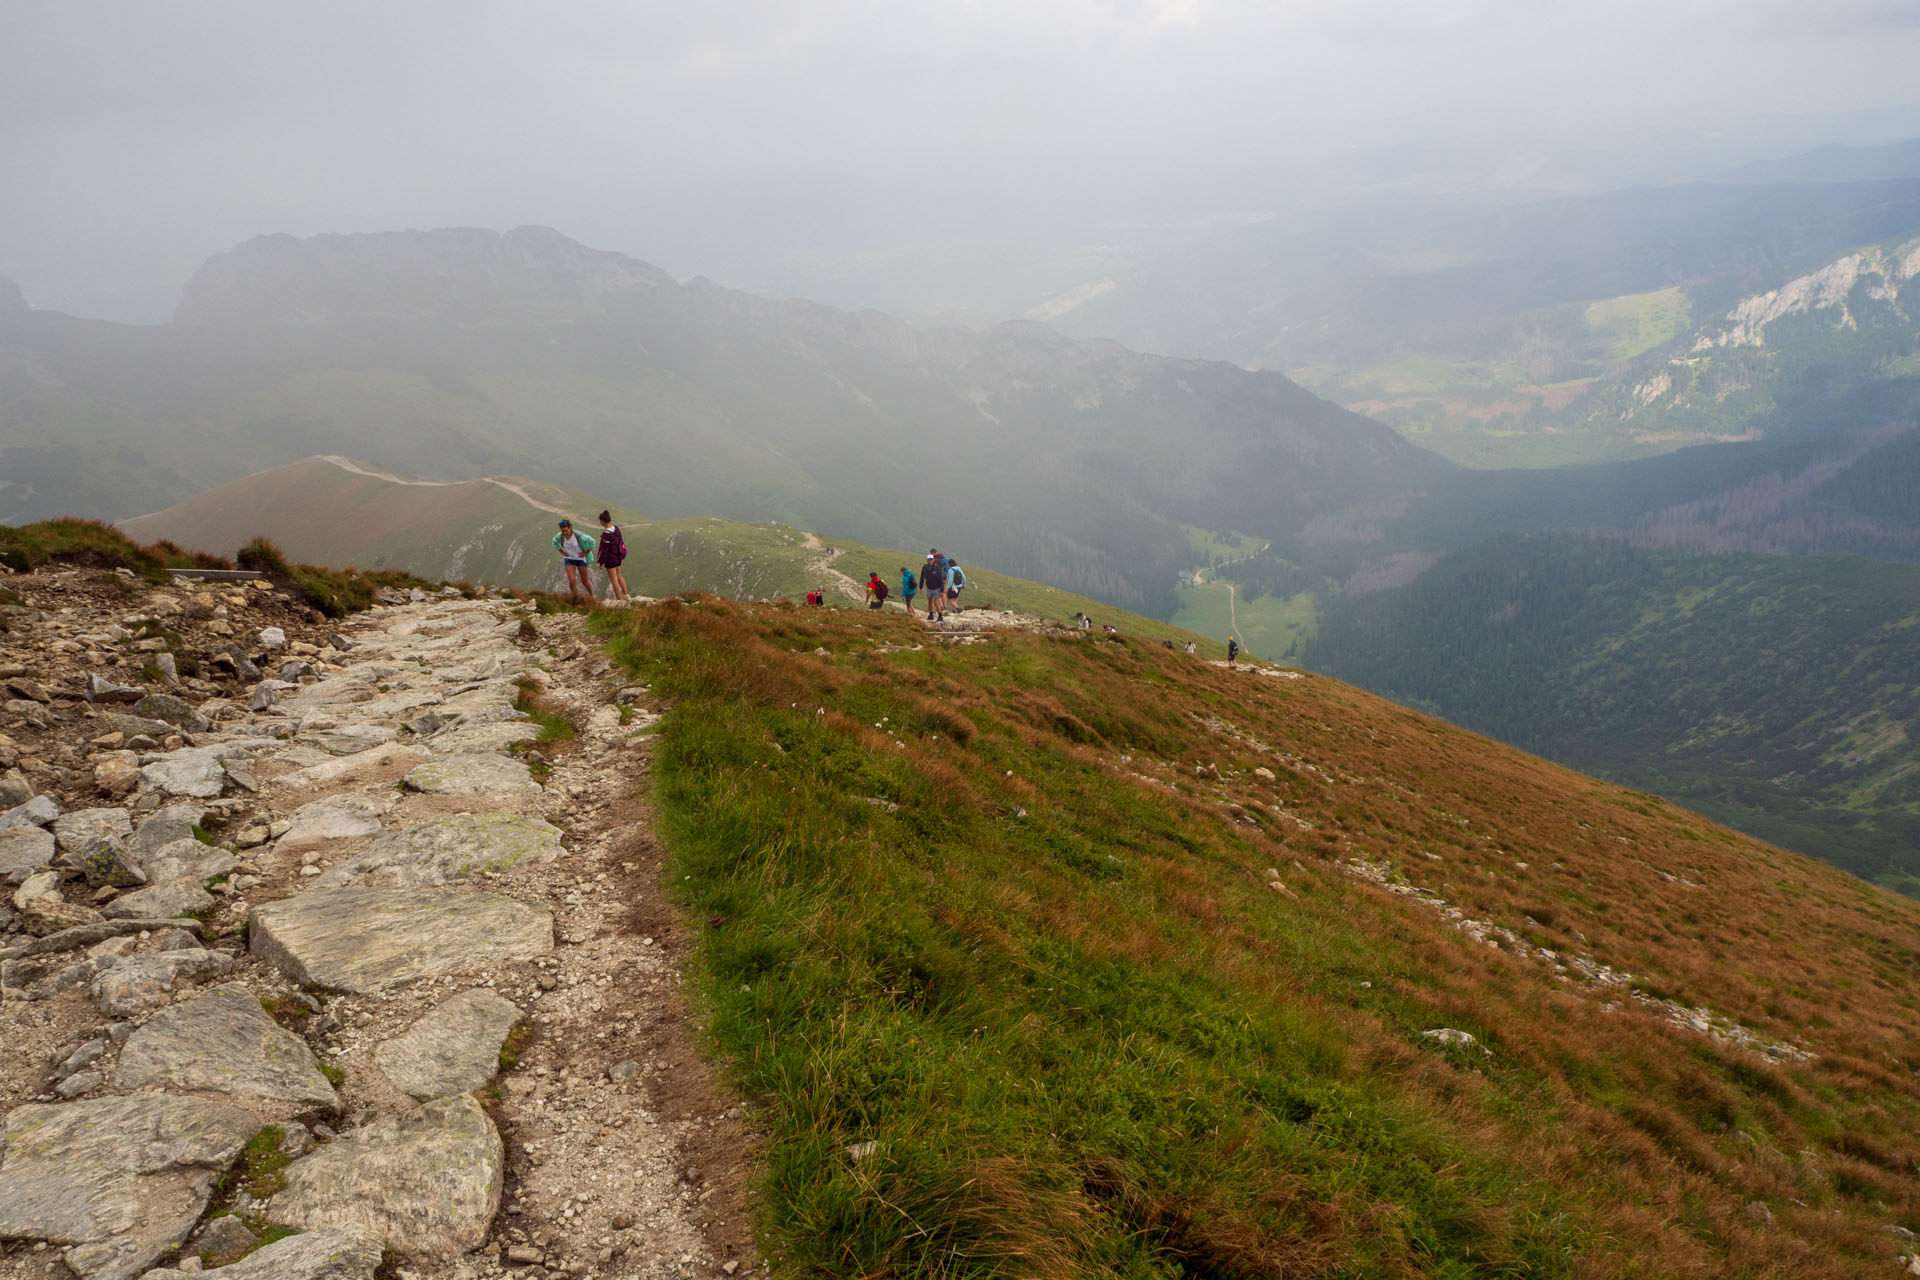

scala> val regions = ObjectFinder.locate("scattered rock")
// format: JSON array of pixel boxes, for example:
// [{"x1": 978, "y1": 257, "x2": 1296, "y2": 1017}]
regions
[
  {"x1": 139, "y1": 749, "x2": 229, "y2": 800},
  {"x1": 132, "y1": 694, "x2": 212, "y2": 734},
  {"x1": 259, "y1": 626, "x2": 287, "y2": 650},
  {"x1": 0, "y1": 793, "x2": 61, "y2": 831},
  {"x1": 249, "y1": 886, "x2": 553, "y2": 993},
  {"x1": 1421, "y1": 1027, "x2": 1489, "y2": 1054},
  {"x1": 129, "y1": 804, "x2": 210, "y2": 855},
  {"x1": 0, "y1": 1093, "x2": 259, "y2": 1280},
  {"x1": 53, "y1": 806, "x2": 135, "y2": 853},
  {"x1": 271, "y1": 742, "x2": 430, "y2": 790},
  {"x1": 374, "y1": 988, "x2": 523, "y2": 1100},
  {"x1": 93, "y1": 751, "x2": 142, "y2": 798},
  {"x1": 103, "y1": 879, "x2": 218, "y2": 920},
  {"x1": 116, "y1": 984, "x2": 338, "y2": 1117},
  {"x1": 138, "y1": 837, "x2": 238, "y2": 886},
  {"x1": 77, "y1": 834, "x2": 148, "y2": 888},
  {"x1": 269, "y1": 1093, "x2": 505, "y2": 1256},
  {"x1": 84, "y1": 673, "x2": 146, "y2": 704},
  {"x1": 189, "y1": 1212, "x2": 257, "y2": 1258},
  {"x1": 0, "y1": 823, "x2": 55, "y2": 884}
]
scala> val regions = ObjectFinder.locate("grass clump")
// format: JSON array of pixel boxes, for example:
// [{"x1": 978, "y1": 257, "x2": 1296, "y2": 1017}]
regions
[
  {"x1": 230, "y1": 1126, "x2": 292, "y2": 1199},
  {"x1": 236, "y1": 535, "x2": 460, "y2": 618},
  {"x1": 317, "y1": 1061, "x2": 346, "y2": 1087},
  {"x1": 599, "y1": 592, "x2": 1920, "y2": 1279}
]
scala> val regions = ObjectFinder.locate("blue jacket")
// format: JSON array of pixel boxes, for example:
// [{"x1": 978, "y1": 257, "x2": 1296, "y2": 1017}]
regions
[{"x1": 901, "y1": 569, "x2": 918, "y2": 595}]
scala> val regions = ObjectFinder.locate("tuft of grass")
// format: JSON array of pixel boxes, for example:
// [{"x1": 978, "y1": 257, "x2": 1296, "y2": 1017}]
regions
[
  {"x1": 236, "y1": 534, "x2": 465, "y2": 617},
  {"x1": 497, "y1": 1024, "x2": 532, "y2": 1071},
  {"x1": 596, "y1": 592, "x2": 1920, "y2": 1279},
  {"x1": 230, "y1": 1126, "x2": 292, "y2": 1199},
  {"x1": 317, "y1": 1062, "x2": 346, "y2": 1087}
]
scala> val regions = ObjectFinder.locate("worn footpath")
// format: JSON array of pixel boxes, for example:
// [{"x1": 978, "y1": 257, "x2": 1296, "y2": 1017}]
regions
[{"x1": 0, "y1": 572, "x2": 758, "y2": 1280}]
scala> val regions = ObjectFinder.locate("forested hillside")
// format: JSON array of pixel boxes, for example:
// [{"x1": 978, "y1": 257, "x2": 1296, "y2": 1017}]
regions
[{"x1": 1307, "y1": 534, "x2": 1920, "y2": 891}]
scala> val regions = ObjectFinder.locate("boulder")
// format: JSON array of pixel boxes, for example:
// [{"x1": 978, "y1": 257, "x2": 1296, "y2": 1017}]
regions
[
  {"x1": 0, "y1": 823, "x2": 55, "y2": 884},
  {"x1": 138, "y1": 837, "x2": 237, "y2": 886},
  {"x1": 92, "y1": 948, "x2": 234, "y2": 1017},
  {"x1": 267, "y1": 1094, "x2": 503, "y2": 1256},
  {"x1": 129, "y1": 804, "x2": 209, "y2": 855},
  {"x1": 105, "y1": 713, "x2": 179, "y2": 741},
  {"x1": 83, "y1": 673, "x2": 145, "y2": 704},
  {"x1": 249, "y1": 886, "x2": 552, "y2": 993},
  {"x1": 0, "y1": 793, "x2": 61, "y2": 831},
  {"x1": 103, "y1": 880, "x2": 217, "y2": 921},
  {"x1": 316, "y1": 813, "x2": 562, "y2": 888},
  {"x1": 194, "y1": 1224, "x2": 383, "y2": 1280},
  {"x1": 258, "y1": 626, "x2": 287, "y2": 650},
  {"x1": 374, "y1": 989, "x2": 523, "y2": 1100},
  {"x1": 20, "y1": 896, "x2": 107, "y2": 936},
  {"x1": 0, "y1": 767, "x2": 34, "y2": 807},
  {"x1": 53, "y1": 806, "x2": 135, "y2": 853},
  {"x1": 0, "y1": 1093, "x2": 259, "y2": 1280},
  {"x1": 424, "y1": 720, "x2": 541, "y2": 755},
  {"x1": 116, "y1": 984, "x2": 337, "y2": 1117},
  {"x1": 132, "y1": 693, "x2": 211, "y2": 734},
  {"x1": 299, "y1": 723, "x2": 400, "y2": 757},
  {"x1": 93, "y1": 752, "x2": 142, "y2": 798},
  {"x1": 401, "y1": 753, "x2": 540, "y2": 797},
  {"x1": 278, "y1": 795, "x2": 388, "y2": 853},
  {"x1": 77, "y1": 835, "x2": 147, "y2": 889}
]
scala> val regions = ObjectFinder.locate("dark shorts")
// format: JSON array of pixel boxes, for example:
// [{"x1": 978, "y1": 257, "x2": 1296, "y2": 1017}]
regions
[
  {"x1": 564, "y1": 558, "x2": 589, "y2": 568},
  {"x1": 599, "y1": 555, "x2": 624, "y2": 569},
  {"x1": 946, "y1": 588, "x2": 958, "y2": 599}
]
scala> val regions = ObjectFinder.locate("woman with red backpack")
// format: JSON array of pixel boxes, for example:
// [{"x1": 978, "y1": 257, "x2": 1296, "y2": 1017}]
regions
[{"x1": 595, "y1": 510, "x2": 632, "y2": 603}]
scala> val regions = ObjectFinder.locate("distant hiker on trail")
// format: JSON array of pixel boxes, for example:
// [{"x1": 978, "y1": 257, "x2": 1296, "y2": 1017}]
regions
[
  {"x1": 1227, "y1": 636, "x2": 1240, "y2": 665},
  {"x1": 920, "y1": 550, "x2": 948, "y2": 622},
  {"x1": 899, "y1": 567, "x2": 917, "y2": 615},
  {"x1": 595, "y1": 510, "x2": 631, "y2": 604},
  {"x1": 1185, "y1": 641, "x2": 1197, "y2": 656},
  {"x1": 946, "y1": 560, "x2": 966, "y2": 612},
  {"x1": 806, "y1": 588, "x2": 826, "y2": 607},
  {"x1": 866, "y1": 572, "x2": 889, "y2": 610},
  {"x1": 552, "y1": 519, "x2": 594, "y2": 604}
]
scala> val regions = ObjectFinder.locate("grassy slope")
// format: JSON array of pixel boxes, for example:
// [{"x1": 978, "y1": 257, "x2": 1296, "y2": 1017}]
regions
[
  {"x1": 602, "y1": 595, "x2": 1920, "y2": 1278},
  {"x1": 1308, "y1": 535, "x2": 1920, "y2": 894}
]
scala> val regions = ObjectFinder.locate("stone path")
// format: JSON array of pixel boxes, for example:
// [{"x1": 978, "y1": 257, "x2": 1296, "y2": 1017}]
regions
[{"x1": 1, "y1": 590, "x2": 758, "y2": 1280}]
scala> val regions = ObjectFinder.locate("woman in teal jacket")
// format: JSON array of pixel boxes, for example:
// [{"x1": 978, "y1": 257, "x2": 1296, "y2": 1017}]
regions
[{"x1": 552, "y1": 519, "x2": 595, "y2": 603}]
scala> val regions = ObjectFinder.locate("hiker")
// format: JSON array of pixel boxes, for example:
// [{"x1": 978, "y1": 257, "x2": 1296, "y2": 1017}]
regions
[
  {"x1": 866, "y1": 572, "x2": 889, "y2": 610},
  {"x1": 1227, "y1": 636, "x2": 1240, "y2": 665},
  {"x1": 1162, "y1": 639, "x2": 1175, "y2": 650},
  {"x1": 595, "y1": 510, "x2": 631, "y2": 603},
  {"x1": 1185, "y1": 641, "x2": 1197, "y2": 656},
  {"x1": 806, "y1": 588, "x2": 826, "y2": 607},
  {"x1": 946, "y1": 560, "x2": 966, "y2": 612},
  {"x1": 920, "y1": 550, "x2": 948, "y2": 621},
  {"x1": 552, "y1": 519, "x2": 594, "y2": 603},
  {"x1": 899, "y1": 566, "x2": 917, "y2": 616}
]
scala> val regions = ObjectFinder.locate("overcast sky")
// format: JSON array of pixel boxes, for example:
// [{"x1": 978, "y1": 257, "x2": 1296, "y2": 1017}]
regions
[{"x1": 4, "y1": 0, "x2": 1919, "y2": 321}]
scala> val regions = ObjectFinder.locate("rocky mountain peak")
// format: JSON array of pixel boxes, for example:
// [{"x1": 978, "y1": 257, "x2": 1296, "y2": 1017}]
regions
[
  {"x1": 173, "y1": 225, "x2": 675, "y2": 328},
  {"x1": 0, "y1": 277, "x2": 28, "y2": 314}
]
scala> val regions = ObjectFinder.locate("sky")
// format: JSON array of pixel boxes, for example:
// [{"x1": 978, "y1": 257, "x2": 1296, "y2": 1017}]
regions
[{"x1": 4, "y1": 0, "x2": 1920, "y2": 321}]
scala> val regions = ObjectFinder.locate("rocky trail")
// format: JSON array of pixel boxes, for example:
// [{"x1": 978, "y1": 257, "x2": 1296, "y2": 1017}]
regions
[{"x1": 0, "y1": 570, "x2": 758, "y2": 1280}]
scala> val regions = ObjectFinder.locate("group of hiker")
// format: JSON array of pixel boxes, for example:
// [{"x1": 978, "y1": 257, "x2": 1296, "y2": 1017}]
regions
[
  {"x1": 551, "y1": 519, "x2": 1243, "y2": 663},
  {"x1": 550, "y1": 513, "x2": 632, "y2": 604}
]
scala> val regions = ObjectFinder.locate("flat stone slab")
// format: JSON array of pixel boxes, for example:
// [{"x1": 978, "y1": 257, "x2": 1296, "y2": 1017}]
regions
[
  {"x1": 272, "y1": 743, "x2": 429, "y2": 790},
  {"x1": 189, "y1": 1224, "x2": 384, "y2": 1280},
  {"x1": 402, "y1": 753, "x2": 540, "y2": 796},
  {"x1": 301, "y1": 724, "x2": 401, "y2": 757},
  {"x1": 249, "y1": 887, "x2": 552, "y2": 993},
  {"x1": 278, "y1": 795, "x2": 388, "y2": 852},
  {"x1": 0, "y1": 824, "x2": 55, "y2": 884},
  {"x1": 0, "y1": 1092, "x2": 260, "y2": 1280},
  {"x1": 52, "y1": 807, "x2": 134, "y2": 853},
  {"x1": 425, "y1": 720, "x2": 541, "y2": 755},
  {"x1": 116, "y1": 984, "x2": 337, "y2": 1117},
  {"x1": 139, "y1": 749, "x2": 228, "y2": 800},
  {"x1": 104, "y1": 880, "x2": 216, "y2": 921},
  {"x1": 316, "y1": 813, "x2": 563, "y2": 889},
  {"x1": 375, "y1": 990, "x2": 523, "y2": 1100},
  {"x1": 268, "y1": 1093, "x2": 504, "y2": 1256},
  {"x1": 92, "y1": 949, "x2": 234, "y2": 1017}
]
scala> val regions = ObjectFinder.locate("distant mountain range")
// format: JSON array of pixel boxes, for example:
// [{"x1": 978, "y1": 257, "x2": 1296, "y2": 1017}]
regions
[{"x1": 0, "y1": 226, "x2": 1444, "y2": 618}]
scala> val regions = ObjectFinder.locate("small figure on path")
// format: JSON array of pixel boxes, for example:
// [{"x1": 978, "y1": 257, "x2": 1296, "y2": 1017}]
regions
[
  {"x1": 1227, "y1": 636, "x2": 1240, "y2": 665},
  {"x1": 806, "y1": 588, "x2": 826, "y2": 607},
  {"x1": 899, "y1": 566, "x2": 918, "y2": 616},
  {"x1": 552, "y1": 519, "x2": 595, "y2": 604},
  {"x1": 920, "y1": 550, "x2": 948, "y2": 622},
  {"x1": 1185, "y1": 641, "x2": 1198, "y2": 656},
  {"x1": 946, "y1": 560, "x2": 966, "y2": 613},
  {"x1": 595, "y1": 510, "x2": 631, "y2": 603},
  {"x1": 866, "y1": 572, "x2": 889, "y2": 610}
]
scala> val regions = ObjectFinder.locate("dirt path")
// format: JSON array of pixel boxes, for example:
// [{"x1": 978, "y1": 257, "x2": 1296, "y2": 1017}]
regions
[
  {"x1": 317, "y1": 456, "x2": 588, "y2": 525},
  {"x1": 796, "y1": 532, "x2": 865, "y2": 603}
]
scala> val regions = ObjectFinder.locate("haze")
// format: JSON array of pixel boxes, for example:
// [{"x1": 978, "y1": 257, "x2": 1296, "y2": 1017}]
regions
[{"x1": 4, "y1": 0, "x2": 1919, "y2": 323}]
